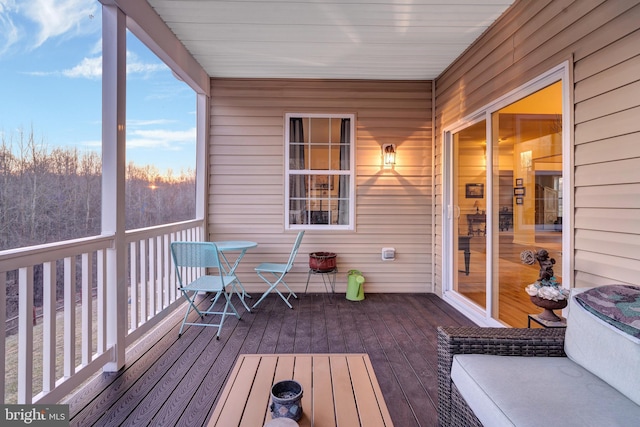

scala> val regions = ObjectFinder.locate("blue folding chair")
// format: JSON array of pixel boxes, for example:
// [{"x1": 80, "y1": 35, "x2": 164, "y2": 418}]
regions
[
  {"x1": 170, "y1": 241, "x2": 241, "y2": 339},
  {"x1": 252, "y1": 231, "x2": 305, "y2": 309}
]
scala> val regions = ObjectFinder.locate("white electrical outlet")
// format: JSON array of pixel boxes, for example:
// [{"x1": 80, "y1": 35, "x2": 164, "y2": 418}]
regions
[{"x1": 381, "y1": 247, "x2": 395, "y2": 261}]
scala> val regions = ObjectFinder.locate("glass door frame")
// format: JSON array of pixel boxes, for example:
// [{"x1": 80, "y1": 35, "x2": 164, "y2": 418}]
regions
[{"x1": 442, "y1": 62, "x2": 573, "y2": 327}]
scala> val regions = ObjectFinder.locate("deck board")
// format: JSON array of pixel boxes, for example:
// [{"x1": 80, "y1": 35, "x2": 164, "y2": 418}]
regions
[{"x1": 65, "y1": 293, "x2": 474, "y2": 427}]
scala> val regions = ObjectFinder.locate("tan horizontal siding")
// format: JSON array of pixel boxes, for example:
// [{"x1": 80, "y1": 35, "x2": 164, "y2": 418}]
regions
[
  {"x1": 571, "y1": 0, "x2": 640, "y2": 284},
  {"x1": 440, "y1": 1, "x2": 638, "y2": 120},
  {"x1": 575, "y1": 229, "x2": 640, "y2": 259},
  {"x1": 436, "y1": 0, "x2": 552, "y2": 95},
  {"x1": 575, "y1": 208, "x2": 640, "y2": 234},
  {"x1": 575, "y1": 134, "x2": 640, "y2": 166},
  {"x1": 574, "y1": 106, "x2": 640, "y2": 144},
  {"x1": 575, "y1": 184, "x2": 640, "y2": 209},
  {"x1": 575, "y1": 80, "x2": 640, "y2": 124},
  {"x1": 358, "y1": 165, "x2": 431, "y2": 176},
  {"x1": 435, "y1": 0, "x2": 640, "y2": 294},
  {"x1": 209, "y1": 78, "x2": 432, "y2": 293},
  {"x1": 575, "y1": 250, "x2": 640, "y2": 285},
  {"x1": 574, "y1": 54, "x2": 640, "y2": 103},
  {"x1": 575, "y1": 159, "x2": 640, "y2": 187},
  {"x1": 211, "y1": 203, "x2": 283, "y2": 215},
  {"x1": 574, "y1": 26, "x2": 640, "y2": 81},
  {"x1": 204, "y1": 247, "x2": 430, "y2": 295},
  {"x1": 359, "y1": 205, "x2": 431, "y2": 216},
  {"x1": 573, "y1": 270, "x2": 633, "y2": 289}
]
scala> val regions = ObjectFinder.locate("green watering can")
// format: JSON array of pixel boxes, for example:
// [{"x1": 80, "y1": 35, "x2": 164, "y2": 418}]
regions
[{"x1": 346, "y1": 270, "x2": 365, "y2": 301}]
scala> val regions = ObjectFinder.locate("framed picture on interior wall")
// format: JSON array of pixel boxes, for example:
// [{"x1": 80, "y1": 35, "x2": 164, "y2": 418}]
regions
[
  {"x1": 516, "y1": 197, "x2": 524, "y2": 205},
  {"x1": 515, "y1": 178, "x2": 523, "y2": 186},
  {"x1": 465, "y1": 183, "x2": 484, "y2": 198},
  {"x1": 514, "y1": 187, "x2": 526, "y2": 196},
  {"x1": 313, "y1": 175, "x2": 333, "y2": 190}
]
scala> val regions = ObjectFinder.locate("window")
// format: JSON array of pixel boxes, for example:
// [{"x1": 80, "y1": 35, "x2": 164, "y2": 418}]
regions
[{"x1": 285, "y1": 114, "x2": 355, "y2": 230}]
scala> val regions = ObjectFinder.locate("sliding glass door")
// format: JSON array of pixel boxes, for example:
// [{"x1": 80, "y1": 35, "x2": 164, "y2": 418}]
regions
[
  {"x1": 491, "y1": 81, "x2": 563, "y2": 326},
  {"x1": 445, "y1": 68, "x2": 568, "y2": 327},
  {"x1": 452, "y1": 120, "x2": 487, "y2": 310}
]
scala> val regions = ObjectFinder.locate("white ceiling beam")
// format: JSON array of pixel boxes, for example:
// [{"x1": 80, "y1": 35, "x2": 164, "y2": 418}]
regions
[{"x1": 101, "y1": 0, "x2": 210, "y2": 94}]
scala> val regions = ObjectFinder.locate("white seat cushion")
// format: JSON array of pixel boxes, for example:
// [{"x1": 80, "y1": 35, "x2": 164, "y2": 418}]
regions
[
  {"x1": 451, "y1": 354, "x2": 640, "y2": 427},
  {"x1": 565, "y1": 288, "x2": 640, "y2": 406}
]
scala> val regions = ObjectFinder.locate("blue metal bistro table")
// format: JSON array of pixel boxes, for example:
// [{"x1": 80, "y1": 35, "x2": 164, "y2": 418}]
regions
[{"x1": 213, "y1": 240, "x2": 258, "y2": 312}]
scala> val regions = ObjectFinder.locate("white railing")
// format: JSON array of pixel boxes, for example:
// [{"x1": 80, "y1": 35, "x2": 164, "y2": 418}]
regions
[
  {"x1": 124, "y1": 220, "x2": 204, "y2": 345},
  {"x1": 0, "y1": 219, "x2": 203, "y2": 404}
]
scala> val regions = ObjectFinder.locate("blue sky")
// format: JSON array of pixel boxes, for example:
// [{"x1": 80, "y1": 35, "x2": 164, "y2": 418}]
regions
[{"x1": 0, "y1": 0, "x2": 196, "y2": 175}]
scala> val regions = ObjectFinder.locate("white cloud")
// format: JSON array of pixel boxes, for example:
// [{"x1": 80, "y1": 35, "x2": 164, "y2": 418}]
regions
[
  {"x1": 0, "y1": 0, "x2": 16, "y2": 12},
  {"x1": 57, "y1": 50, "x2": 167, "y2": 80},
  {"x1": 23, "y1": 70, "x2": 53, "y2": 76},
  {"x1": 128, "y1": 119, "x2": 176, "y2": 127},
  {"x1": 29, "y1": 50, "x2": 168, "y2": 80},
  {"x1": 0, "y1": 0, "x2": 20, "y2": 56},
  {"x1": 126, "y1": 50, "x2": 168, "y2": 77},
  {"x1": 22, "y1": 0, "x2": 98, "y2": 48},
  {"x1": 127, "y1": 61, "x2": 167, "y2": 76},
  {"x1": 127, "y1": 62, "x2": 167, "y2": 74},
  {"x1": 127, "y1": 128, "x2": 196, "y2": 150},
  {"x1": 79, "y1": 126, "x2": 196, "y2": 152},
  {"x1": 76, "y1": 139, "x2": 101, "y2": 149},
  {"x1": 0, "y1": 0, "x2": 99, "y2": 58},
  {"x1": 62, "y1": 56, "x2": 101, "y2": 79},
  {"x1": 89, "y1": 37, "x2": 101, "y2": 55}
]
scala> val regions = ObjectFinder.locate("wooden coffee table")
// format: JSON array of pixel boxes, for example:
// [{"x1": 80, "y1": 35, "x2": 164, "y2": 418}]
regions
[{"x1": 207, "y1": 353, "x2": 394, "y2": 426}]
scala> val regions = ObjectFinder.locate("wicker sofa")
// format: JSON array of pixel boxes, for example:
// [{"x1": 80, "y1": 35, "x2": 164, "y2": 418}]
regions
[{"x1": 437, "y1": 287, "x2": 640, "y2": 427}]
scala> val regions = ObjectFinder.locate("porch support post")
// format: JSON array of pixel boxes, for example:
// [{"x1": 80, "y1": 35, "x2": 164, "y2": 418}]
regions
[
  {"x1": 195, "y1": 92, "x2": 209, "y2": 238},
  {"x1": 102, "y1": 4, "x2": 127, "y2": 371}
]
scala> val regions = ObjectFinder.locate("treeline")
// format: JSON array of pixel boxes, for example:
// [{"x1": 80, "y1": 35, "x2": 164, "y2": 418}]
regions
[{"x1": 0, "y1": 129, "x2": 196, "y2": 251}]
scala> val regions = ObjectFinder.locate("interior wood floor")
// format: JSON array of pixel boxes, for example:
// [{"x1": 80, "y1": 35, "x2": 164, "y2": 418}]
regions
[
  {"x1": 64, "y1": 292, "x2": 475, "y2": 427},
  {"x1": 457, "y1": 230, "x2": 563, "y2": 327}
]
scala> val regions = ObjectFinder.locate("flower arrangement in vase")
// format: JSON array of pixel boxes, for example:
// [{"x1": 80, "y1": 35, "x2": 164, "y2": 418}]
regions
[{"x1": 520, "y1": 248, "x2": 569, "y2": 321}]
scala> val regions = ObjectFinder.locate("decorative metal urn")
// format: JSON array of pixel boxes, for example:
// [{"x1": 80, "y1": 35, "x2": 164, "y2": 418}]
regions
[{"x1": 521, "y1": 249, "x2": 569, "y2": 322}]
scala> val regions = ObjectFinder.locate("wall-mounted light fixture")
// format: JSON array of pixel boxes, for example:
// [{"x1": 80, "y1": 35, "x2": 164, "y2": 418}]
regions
[{"x1": 382, "y1": 144, "x2": 396, "y2": 166}]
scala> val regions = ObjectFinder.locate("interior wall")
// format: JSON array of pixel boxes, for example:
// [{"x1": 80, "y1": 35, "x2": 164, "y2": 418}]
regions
[
  {"x1": 434, "y1": 0, "x2": 640, "y2": 294},
  {"x1": 209, "y1": 79, "x2": 433, "y2": 293}
]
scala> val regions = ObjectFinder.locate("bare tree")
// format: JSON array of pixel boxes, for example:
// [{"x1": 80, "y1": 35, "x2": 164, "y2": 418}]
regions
[{"x1": 1, "y1": 129, "x2": 195, "y2": 251}]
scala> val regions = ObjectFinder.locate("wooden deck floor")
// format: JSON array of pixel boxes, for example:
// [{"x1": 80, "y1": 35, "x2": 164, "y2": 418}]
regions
[{"x1": 65, "y1": 292, "x2": 474, "y2": 427}]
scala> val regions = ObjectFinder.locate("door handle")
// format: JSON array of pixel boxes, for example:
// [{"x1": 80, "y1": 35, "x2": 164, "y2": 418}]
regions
[{"x1": 447, "y1": 205, "x2": 461, "y2": 219}]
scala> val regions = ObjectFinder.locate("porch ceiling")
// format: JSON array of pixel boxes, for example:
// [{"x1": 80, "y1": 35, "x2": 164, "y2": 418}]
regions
[{"x1": 147, "y1": 0, "x2": 515, "y2": 80}]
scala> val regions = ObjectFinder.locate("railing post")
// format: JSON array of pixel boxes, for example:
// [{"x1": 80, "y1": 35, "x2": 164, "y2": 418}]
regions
[
  {"x1": 97, "y1": 249, "x2": 107, "y2": 353},
  {"x1": 42, "y1": 261, "x2": 56, "y2": 393},
  {"x1": 102, "y1": 4, "x2": 127, "y2": 371},
  {"x1": 0, "y1": 273, "x2": 5, "y2": 400},
  {"x1": 82, "y1": 253, "x2": 93, "y2": 365},
  {"x1": 64, "y1": 257, "x2": 76, "y2": 378},
  {"x1": 18, "y1": 267, "x2": 34, "y2": 403}
]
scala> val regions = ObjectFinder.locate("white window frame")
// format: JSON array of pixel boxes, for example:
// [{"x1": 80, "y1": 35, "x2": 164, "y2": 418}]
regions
[{"x1": 284, "y1": 113, "x2": 356, "y2": 230}]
